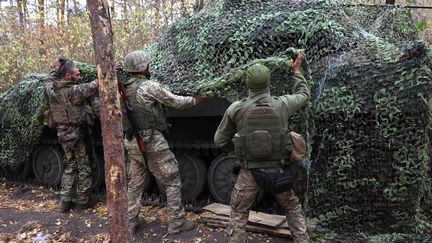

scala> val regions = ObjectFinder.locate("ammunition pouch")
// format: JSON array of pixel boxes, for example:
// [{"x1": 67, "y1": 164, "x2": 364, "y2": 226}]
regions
[{"x1": 250, "y1": 164, "x2": 298, "y2": 195}]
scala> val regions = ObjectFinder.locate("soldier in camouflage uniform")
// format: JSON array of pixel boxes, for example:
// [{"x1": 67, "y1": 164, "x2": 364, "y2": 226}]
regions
[
  {"x1": 46, "y1": 61, "x2": 99, "y2": 213},
  {"x1": 122, "y1": 51, "x2": 207, "y2": 236},
  {"x1": 214, "y1": 53, "x2": 310, "y2": 243}
]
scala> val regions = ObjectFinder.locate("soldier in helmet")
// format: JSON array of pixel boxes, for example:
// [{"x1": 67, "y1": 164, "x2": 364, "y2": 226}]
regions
[
  {"x1": 214, "y1": 53, "x2": 310, "y2": 243},
  {"x1": 46, "y1": 61, "x2": 99, "y2": 213},
  {"x1": 122, "y1": 51, "x2": 207, "y2": 236}
]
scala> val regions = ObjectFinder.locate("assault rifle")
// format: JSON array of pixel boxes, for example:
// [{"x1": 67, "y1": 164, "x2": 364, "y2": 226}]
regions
[{"x1": 118, "y1": 82, "x2": 148, "y2": 162}]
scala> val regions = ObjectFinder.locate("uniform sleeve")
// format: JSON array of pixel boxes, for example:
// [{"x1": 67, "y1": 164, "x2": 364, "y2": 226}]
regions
[
  {"x1": 69, "y1": 79, "x2": 99, "y2": 105},
  {"x1": 278, "y1": 73, "x2": 311, "y2": 117},
  {"x1": 136, "y1": 81, "x2": 197, "y2": 109},
  {"x1": 214, "y1": 103, "x2": 238, "y2": 152}
]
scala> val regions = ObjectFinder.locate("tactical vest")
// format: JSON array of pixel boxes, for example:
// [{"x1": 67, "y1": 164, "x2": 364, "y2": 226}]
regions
[
  {"x1": 122, "y1": 79, "x2": 168, "y2": 134},
  {"x1": 233, "y1": 94, "x2": 292, "y2": 169},
  {"x1": 48, "y1": 85, "x2": 84, "y2": 125}
]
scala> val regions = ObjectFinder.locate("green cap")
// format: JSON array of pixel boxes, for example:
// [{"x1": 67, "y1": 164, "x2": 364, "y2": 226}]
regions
[{"x1": 246, "y1": 63, "x2": 270, "y2": 91}]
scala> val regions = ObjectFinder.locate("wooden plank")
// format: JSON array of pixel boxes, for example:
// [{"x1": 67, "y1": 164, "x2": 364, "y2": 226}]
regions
[
  {"x1": 200, "y1": 212, "x2": 290, "y2": 230},
  {"x1": 204, "y1": 220, "x2": 292, "y2": 238},
  {"x1": 203, "y1": 203, "x2": 286, "y2": 228}
]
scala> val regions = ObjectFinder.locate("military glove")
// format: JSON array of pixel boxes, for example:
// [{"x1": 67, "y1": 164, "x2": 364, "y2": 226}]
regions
[
  {"x1": 195, "y1": 95, "x2": 208, "y2": 104},
  {"x1": 291, "y1": 51, "x2": 304, "y2": 75}
]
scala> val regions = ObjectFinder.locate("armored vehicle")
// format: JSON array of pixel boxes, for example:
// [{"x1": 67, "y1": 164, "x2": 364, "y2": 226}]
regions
[{"x1": 1, "y1": 0, "x2": 431, "y2": 239}]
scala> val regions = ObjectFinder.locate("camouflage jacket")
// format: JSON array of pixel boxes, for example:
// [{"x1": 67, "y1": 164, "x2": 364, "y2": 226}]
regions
[
  {"x1": 123, "y1": 75, "x2": 197, "y2": 152},
  {"x1": 47, "y1": 79, "x2": 98, "y2": 144},
  {"x1": 214, "y1": 73, "x2": 310, "y2": 152}
]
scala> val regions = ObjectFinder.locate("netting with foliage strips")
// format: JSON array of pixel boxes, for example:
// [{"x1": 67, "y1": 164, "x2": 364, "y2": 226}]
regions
[{"x1": 1, "y1": 0, "x2": 432, "y2": 241}]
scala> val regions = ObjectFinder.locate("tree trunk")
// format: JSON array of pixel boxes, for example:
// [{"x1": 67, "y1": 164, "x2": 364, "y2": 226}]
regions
[
  {"x1": 122, "y1": 0, "x2": 127, "y2": 20},
  {"x1": 66, "y1": 0, "x2": 70, "y2": 22},
  {"x1": 87, "y1": 1, "x2": 130, "y2": 242},
  {"x1": 23, "y1": 0, "x2": 28, "y2": 26},
  {"x1": 194, "y1": 0, "x2": 204, "y2": 13},
  {"x1": 385, "y1": 0, "x2": 396, "y2": 4},
  {"x1": 110, "y1": 0, "x2": 115, "y2": 19},
  {"x1": 37, "y1": 0, "x2": 45, "y2": 55},
  {"x1": 17, "y1": 0, "x2": 24, "y2": 29},
  {"x1": 180, "y1": 0, "x2": 187, "y2": 18},
  {"x1": 59, "y1": 0, "x2": 65, "y2": 24},
  {"x1": 170, "y1": 0, "x2": 173, "y2": 23},
  {"x1": 154, "y1": 0, "x2": 160, "y2": 31},
  {"x1": 73, "y1": 0, "x2": 78, "y2": 14},
  {"x1": 162, "y1": 0, "x2": 168, "y2": 27}
]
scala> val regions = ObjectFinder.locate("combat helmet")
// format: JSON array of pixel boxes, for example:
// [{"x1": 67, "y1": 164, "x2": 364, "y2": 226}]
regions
[{"x1": 124, "y1": 51, "x2": 151, "y2": 73}]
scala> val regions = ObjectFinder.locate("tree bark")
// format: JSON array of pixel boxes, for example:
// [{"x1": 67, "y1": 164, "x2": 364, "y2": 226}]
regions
[
  {"x1": 87, "y1": 1, "x2": 130, "y2": 242},
  {"x1": 37, "y1": 0, "x2": 45, "y2": 55},
  {"x1": 385, "y1": 0, "x2": 396, "y2": 4},
  {"x1": 122, "y1": 0, "x2": 127, "y2": 20},
  {"x1": 194, "y1": 0, "x2": 204, "y2": 13},
  {"x1": 59, "y1": 0, "x2": 65, "y2": 24},
  {"x1": 154, "y1": 0, "x2": 160, "y2": 31},
  {"x1": 23, "y1": 0, "x2": 28, "y2": 26},
  {"x1": 110, "y1": 0, "x2": 115, "y2": 19},
  {"x1": 180, "y1": 0, "x2": 187, "y2": 18},
  {"x1": 17, "y1": 0, "x2": 24, "y2": 29},
  {"x1": 73, "y1": 0, "x2": 78, "y2": 14}
]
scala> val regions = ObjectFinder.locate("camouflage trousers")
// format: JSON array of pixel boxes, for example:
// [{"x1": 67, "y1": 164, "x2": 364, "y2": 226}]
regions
[
  {"x1": 229, "y1": 168, "x2": 309, "y2": 243},
  {"x1": 59, "y1": 141, "x2": 92, "y2": 204},
  {"x1": 124, "y1": 137, "x2": 185, "y2": 229}
]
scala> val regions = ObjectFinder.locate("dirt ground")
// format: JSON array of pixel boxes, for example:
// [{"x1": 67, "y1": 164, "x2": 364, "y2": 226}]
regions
[{"x1": 0, "y1": 179, "x2": 291, "y2": 242}]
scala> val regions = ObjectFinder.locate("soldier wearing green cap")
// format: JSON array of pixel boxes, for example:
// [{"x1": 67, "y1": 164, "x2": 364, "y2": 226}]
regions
[
  {"x1": 121, "y1": 51, "x2": 207, "y2": 237},
  {"x1": 214, "y1": 53, "x2": 310, "y2": 243}
]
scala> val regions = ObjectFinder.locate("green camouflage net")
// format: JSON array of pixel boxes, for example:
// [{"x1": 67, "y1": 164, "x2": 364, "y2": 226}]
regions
[
  {"x1": 1, "y1": 0, "x2": 432, "y2": 240},
  {"x1": 0, "y1": 74, "x2": 47, "y2": 170},
  {"x1": 145, "y1": 0, "x2": 432, "y2": 239}
]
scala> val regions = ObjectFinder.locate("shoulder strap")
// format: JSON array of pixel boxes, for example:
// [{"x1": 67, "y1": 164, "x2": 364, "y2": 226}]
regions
[{"x1": 235, "y1": 93, "x2": 268, "y2": 123}]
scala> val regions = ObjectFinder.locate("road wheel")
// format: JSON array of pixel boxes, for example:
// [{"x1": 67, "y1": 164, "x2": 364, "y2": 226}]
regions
[
  {"x1": 158, "y1": 153, "x2": 207, "y2": 201},
  {"x1": 208, "y1": 154, "x2": 237, "y2": 204},
  {"x1": 32, "y1": 146, "x2": 64, "y2": 186}
]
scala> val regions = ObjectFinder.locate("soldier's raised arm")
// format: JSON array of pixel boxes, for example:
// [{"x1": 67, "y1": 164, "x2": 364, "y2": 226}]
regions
[
  {"x1": 136, "y1": 81, "x2": 206, "y2": 109},
  {"x1": 279, "y1": 52, "x2": 311, "y2": 117}
]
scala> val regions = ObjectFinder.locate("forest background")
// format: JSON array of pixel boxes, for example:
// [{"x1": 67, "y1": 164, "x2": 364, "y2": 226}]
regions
[{"x1": 0, "y1": 0, "x2": 431, "y2": 92}]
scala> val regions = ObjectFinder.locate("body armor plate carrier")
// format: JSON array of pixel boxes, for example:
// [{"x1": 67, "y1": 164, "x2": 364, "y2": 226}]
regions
[
  {"x1": 49, "y1": 85, "x2": 84, "y2": 125},
  {"x1": 234, "y1": 94, "x2": 291, "y2": 169},
  {"x1": 122, "y1": 79, "x2": 168, "y2": 137}
]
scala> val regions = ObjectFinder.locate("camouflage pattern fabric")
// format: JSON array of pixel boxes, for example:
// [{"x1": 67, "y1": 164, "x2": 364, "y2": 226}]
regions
[
  {"x1": 125, "y1": 136, "x2": 185, "y2": 229},
  {"x1": 214, "y1": 70, "x2": 310, "y2": 242},
  {"x1": 46, "y1": 79, "x2": 98, "y2": 204},
  {"x1": 229, "y1": 168, "x2": 308, "y2": 243},
  {"x1": 135, "y1": 78, "x2": 197, "y2": 110},
  {"x1": 59, "y1": 132, "x2": 92, "y2": 204},
  {"x1": 214, "y1": 73, "x2": 310, "y2": 152},
  {"x1": 123, "y1": 78, "x2": 196, "y2": 229}
]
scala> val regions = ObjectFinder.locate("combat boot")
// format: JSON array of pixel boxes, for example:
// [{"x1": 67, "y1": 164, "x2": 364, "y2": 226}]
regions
[
  {"x1": 168, "y1": 220, "x2": 195, "y2": 235},
  {"x1": 75, "y1": 199, "x2": 97, "y2": 211},
  {"x1": 60, "y1": 201, "x2": 75, "y2": 213}
]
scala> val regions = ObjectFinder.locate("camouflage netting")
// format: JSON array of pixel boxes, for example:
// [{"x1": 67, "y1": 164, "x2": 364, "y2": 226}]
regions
[
  {"x1": 1, "y1": 0, "x2": 432, "y2": 240},
  {"x1": 0, "y1": 74, "x2": 47, "y2": 170}
]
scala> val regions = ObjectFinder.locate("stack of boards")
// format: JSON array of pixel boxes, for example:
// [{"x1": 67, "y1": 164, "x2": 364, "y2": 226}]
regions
[{"x1": 200, "y1": 203, "x2": 292, "y2": 238}]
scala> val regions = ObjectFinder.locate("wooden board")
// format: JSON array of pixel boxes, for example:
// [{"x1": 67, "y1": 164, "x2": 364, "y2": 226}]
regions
[
  {"x1": 200, "y1": 212, "x2": 290, "y2": 230},
  {"x1": 202, "y1": 203, "x2": 287, "y2": 228},
  {"x1": 204, "y1": 220, "x2": 292, "y2": 238}
]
